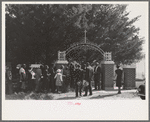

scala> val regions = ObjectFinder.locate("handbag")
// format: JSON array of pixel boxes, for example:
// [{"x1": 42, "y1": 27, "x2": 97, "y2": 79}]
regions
[{"x1": 83, "y1": 80, "x2": 89, "y2": 87}]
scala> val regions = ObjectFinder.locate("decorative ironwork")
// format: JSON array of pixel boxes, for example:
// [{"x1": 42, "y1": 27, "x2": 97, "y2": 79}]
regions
[
  {"x1": 104, "y1": 52, "x2": 112, "y2": 61},
  {"x1": 64, "y1": 28, "x2": 112, "y2": 61},
  {"x1": 58, "y1": 51, "x2": 66, "y2": 61},
  {"x1": 66, "y1": 41, "x2": 105, "y2": 56}
]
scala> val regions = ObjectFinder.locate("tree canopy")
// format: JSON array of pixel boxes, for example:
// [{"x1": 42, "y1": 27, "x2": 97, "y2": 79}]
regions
[{"x1": 6, "y1": 4, "x2": 144, "y2": 65}]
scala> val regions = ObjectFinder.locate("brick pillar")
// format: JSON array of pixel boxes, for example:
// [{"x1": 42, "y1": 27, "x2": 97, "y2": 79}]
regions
[
  {"x1": 123, "y1": 65, "x2": 136, "y2": 89},
  {"x1": 101, "y1": 61, "x2": 114, "y2": 90}
]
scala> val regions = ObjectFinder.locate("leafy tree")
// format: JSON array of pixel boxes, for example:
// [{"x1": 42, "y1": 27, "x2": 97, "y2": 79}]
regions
[{"x1": 6, "y1": 4, "x2": 144, "y2": 65}]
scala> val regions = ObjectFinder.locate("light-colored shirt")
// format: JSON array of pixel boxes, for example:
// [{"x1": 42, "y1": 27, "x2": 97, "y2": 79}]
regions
[{"x1": 31, "y1": 71, "x2": 35, "y2": 79}]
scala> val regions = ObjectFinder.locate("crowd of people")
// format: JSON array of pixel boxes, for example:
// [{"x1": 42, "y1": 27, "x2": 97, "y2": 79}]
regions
[{"x1": 5, "y1": 61, "x2": 123, "y2": 97}]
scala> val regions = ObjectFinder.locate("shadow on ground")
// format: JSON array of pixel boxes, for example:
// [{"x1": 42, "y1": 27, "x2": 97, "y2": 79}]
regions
[
  {"x1": 56, "y1": 96, "x2": 76, "y2": 100},
  {"x1": 90, "y1": 93, "x2": 118, "y2": 99}
]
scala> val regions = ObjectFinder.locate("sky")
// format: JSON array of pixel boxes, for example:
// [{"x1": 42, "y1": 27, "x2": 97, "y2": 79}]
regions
[{"x1": 126, "y1": 2, "x2": 148, "y2": 77}]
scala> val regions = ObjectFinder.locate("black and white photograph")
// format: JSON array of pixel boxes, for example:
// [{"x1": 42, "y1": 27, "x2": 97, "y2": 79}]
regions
[{"x1": 2, "y1": 1, "x2": 149, "y2": 120}]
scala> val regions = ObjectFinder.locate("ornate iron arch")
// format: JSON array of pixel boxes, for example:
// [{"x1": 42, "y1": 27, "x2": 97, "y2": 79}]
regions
[{"x1": 65, "y1": 41, "x2": 105, "y2": 57}]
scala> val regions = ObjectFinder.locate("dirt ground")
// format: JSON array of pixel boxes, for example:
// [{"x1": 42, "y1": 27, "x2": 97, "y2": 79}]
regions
[{"x1": 5, "y1": 88, "x2": 141, "y2": 100}]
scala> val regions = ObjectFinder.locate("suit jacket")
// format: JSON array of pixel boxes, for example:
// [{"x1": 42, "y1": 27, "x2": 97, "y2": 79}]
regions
[
  {"x1": 75, "y1": 68, "x2": 82, "y2": 82},
  {"x1": 35, "y1": 68, "x2": 42, "y2": 80},
  {"x1": 86, "y1": 66, "x2": 94, "y2": 82}
]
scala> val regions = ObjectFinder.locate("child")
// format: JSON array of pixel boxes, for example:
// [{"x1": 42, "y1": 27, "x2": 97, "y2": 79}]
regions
[{"x1": 54, "y1": 69, "x2": 63, "y2": 93}]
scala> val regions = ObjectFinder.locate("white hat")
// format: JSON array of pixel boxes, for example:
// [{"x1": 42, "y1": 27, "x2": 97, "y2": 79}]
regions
[{"x1": 57, "y1": 69, "x2": 61, "y2": 73}]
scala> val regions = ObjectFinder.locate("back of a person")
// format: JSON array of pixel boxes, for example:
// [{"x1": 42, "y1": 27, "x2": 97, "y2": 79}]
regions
[
  {"x1": 116, "y1": 69, "x2": 122, "y2": 78},
  {"x1": 88, "y1": 66, "x2": 94, "y2": 79},
  {"x1": 75, "y1": 68, "x2": 81, "y2": 81},
  {"x1": 49, "y1": 67, "x2": 55, "y2": 77},
  {"x1": 35, "y1": 68, "x2": 42, "y2": 79}
]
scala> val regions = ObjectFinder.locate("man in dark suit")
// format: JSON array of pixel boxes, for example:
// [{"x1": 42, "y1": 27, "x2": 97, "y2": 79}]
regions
[
  {"x1": 35, "y1": 65, "x2": 43, "y2": 93},
  {"x1": 69, "y1": 62, "x2": 75, "y2": 88},
  {"x1": 83, "y1": 62, "x2": 94, "y2": 96},
  {"x1": 94, "y1": 62, "x2": 101, "y2": 90},
  {"x1": 74, "y1": 64, "x2": 82, "y2": 97},
  {"x1": 49, "y1": 64, "x2": 56, "y2": 93}
]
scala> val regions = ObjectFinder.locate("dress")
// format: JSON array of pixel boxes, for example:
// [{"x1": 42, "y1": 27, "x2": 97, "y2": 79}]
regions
[
  {"x1": 19, "y1": 67, "x2": 26, "y2": 89},
  {"x1": 115, "y1": 69, "x2": 123, "y2": 87},
  {"x1": 85, "y1": 66, "x2": 93, "y2": 95},
  {"x1": 94, "y1": 66, "x2": 101, "y2": 89},
  {"x1": 55, "y1": 73, "x2": 63, "y2": 86}
]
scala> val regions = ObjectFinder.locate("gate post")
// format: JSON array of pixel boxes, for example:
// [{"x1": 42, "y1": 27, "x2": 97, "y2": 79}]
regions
[
  {"x1": 123, "y1": 64, "x2": 136, "y2": 89},
  {"x1": 55, "y1": 51, "x2": 68, "y2": 69},
  {"x1": 101, "y1": 52, "x2": 114, "y2": 90},
  {"x1": 101, "y1": 61, "x2": 115, "y2": 90}
]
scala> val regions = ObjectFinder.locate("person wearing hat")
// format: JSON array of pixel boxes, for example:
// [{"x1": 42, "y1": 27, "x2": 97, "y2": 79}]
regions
[
  {"x1": 74, "y1": 64, "x2": 83, "y2": 97},
  {"x1": 115, "y1": 65, "x2": 123, "y2": 94},
  {"x1": 49, "y1": 63, "x2": 56, "y2": 93},
  {"x1": 34, "y1": 65, "x2": 43, "y2": 93},
  {"x1": 69, "y1": 62, "x2": 75, "y2": 88},
  {"x1": 83, "y1": 62, "x2": 94, "y2": 96},
  {"x1": 94, "y1": 62, "x2": 102, "y2": 90},
  {"x1": 54, "y1": 69, "x2": 63, "y2": 93},
  {"x1": 18, "y1": 64, "x2": 27, "y2": 92}
]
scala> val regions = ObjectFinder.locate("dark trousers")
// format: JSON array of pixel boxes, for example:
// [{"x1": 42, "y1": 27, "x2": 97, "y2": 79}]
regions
[
  {"x1": 6, "y1": 81, "x2": 13, "y2": 94},
  {"x1": 51, "y1": 76, "x2": 55, "y2": 92},
  {"x1": 45, "y1": 77, "x2": 50, "y2": 91},
  {"x1": 17, "y1": 81, "x2": 22, "y2": 93},
  {"x1": 85, "y1": 80, "x2": 92, "y2": 95},
  {"x1": 35, "y1": 78, "x2": 42, "y2": 93},
  {"x1": 94, "y1": 76, "x2": 100, "y2": 90},
  {"x1": 28, "y1": 79, "x2": 35, "y2": 91},
  {"x1": 17, "y1": 81, "x2": 26, "y2": 92},
  {"x1": 75, "y1": 82, "x2": 82, "y2": 97},
  {"x1": 70, "y1": 73, "x2": 74, "y2": 88}
]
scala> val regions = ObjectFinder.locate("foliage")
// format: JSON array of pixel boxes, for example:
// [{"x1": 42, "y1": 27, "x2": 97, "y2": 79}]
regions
[{"x1": 6, "y1": 4, "x2": 144, "y2": 65}]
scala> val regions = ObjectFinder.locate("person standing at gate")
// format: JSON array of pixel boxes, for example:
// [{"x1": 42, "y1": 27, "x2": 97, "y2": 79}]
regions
[
  {"x1": 74, "y1": 64, "x2": 82, "y2": 97},
  {"x1": 69, "y1": 62, "x2": 75, "y2": 88},
  {"x1": 54, "y1": 69, "x2": 63, "y2": 94},
  {"x1": 115, "y1": 65, "x2": 123, "y2": 94},
  {"x1": 94, "y1": 62, "x2": 101, "y2": 90},
  {"x1": 28, "y1": 67, "x2": 36, "y2": 92},
  {"x1": 83, "y1": 62, "x2": 93, "y2": 96},
  {"x1": 49, "y1": 63, "x2": 55, "y2": 93},
  {"x1": 19, "y1": 64, "x2": 27, "y2": 92},
  {"x1": 43, "y1": 65, "x2": 50, "y2": 93},
  {"x1": 34, "y1": 65, "x2": 43, "y2": 93},
  {"x1": 28, "y1": 66, "x2": 34, "y2": 92}
]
